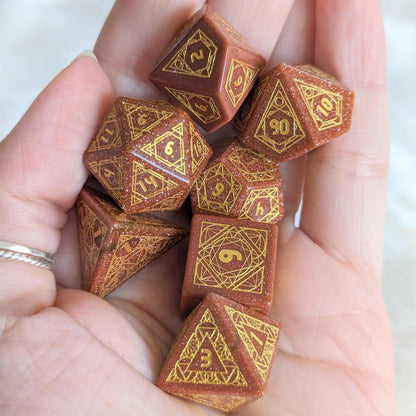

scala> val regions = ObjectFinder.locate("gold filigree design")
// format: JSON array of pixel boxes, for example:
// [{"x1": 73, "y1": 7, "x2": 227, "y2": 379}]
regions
[
  {"x1": 254, "y1": 79, "x2": 305, "y2": 154},
  {"x1": 189, "y1": 123, "x2": 211, "y2": 174},
  {"x1": 239, "y1": 187, "x2": 281, "y2": 223},
  {"x1": 194, "y1": 221, "x2": 268, "y2": 293},
  {"x1": 162, "y1": 29, "x2": 218, "y2": 78},
  {"x1": 296, "y1": 64, "x2": 339, "y2": 83},
  {"x1": 225, "y1": 305, "x2": 279, "y2": 382},
  {"x1": 88, "y1": 107, "x2": 121, "y2": 152},
  {"x1": 225, "y1": 59, "x2": 259, "y2": 107},
  {"x1": 143, "y1": 190, "x2": 186, "y2": 212},
  {"x1": 211, "y1": 12, "x2": 253, "y2": 48},
  {"x1": 294, "y1": 79, "x2": 343, "y2": 131},
  {"x1": 175, "y1": 392, "x2": 248, "y2": 412},
  {"x1": 166, "y1": 308, "x2": 247, "y2": 386}
]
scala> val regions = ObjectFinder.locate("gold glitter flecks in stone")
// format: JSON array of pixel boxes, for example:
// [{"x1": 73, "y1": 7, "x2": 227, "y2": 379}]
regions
[
  {"x1": 296, "y1": 64, "x2": 339, "y2": 83},
  {"x1": 254, "y1": 79, "x2": 305, "y2": 154},
  {"x1": 225, "y1": 305, "x2": 279, "y2": 382},
  {"x1": 166, "y1": 309, "x2": 247, "y2": 387},
  {"x1": 239, "y1": 187, "x2": 281, "y2": 223},
  {"x1": 175, "y1": 392, "x2": 249, "y2": 413},
  {"x1": 211, "y1": 12, "x2": 253, "y2": 49},
  {"x1": 294, "y1": 79, "x2": 343, "y2": 131},
  {"x1": 88, "y1": 107, "x2": 121, "y2": 152},
  {"x1": 144, "y1": 190, "x2": 187, "y2": 212},
  {"x1": 189, "y1": 123, "x2": 211, "y2": 174}
]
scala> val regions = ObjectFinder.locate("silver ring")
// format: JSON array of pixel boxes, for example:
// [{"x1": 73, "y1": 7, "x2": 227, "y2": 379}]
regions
[{"x1": 0, "y1": 241, "x2": 54, "y2": 270}]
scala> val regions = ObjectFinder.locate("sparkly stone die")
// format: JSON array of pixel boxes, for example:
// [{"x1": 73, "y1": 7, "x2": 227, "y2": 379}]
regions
[
  {"x1": 158, "y1": 293, "x2": 280, "y2": 413},
  {"x1": 76, "y1": 185, "x2": 188, "y2": 297},
  {"x1": 190, "y1": 137, "x2": 284, "y2": 224},
  {"x1": 83, "y1": 97, "x2": 212, "y2": 214},
  {"x1": 149, "y1": 5, "x2": 266, "y2": 132},
  {"x1": 234, "y1": 63, "x2": 354, "y2": 161},
  {"x1": 181, "y1": 214, "x2": 278, "y2": 315}
]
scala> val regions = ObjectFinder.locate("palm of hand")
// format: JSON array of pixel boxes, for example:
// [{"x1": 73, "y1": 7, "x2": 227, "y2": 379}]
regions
[{"x1": 0, "y1": 1, "x2": 394, "y2": 415}]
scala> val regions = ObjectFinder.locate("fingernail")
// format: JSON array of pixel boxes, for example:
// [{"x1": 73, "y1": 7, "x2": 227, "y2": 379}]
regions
[{"x1": 77, "y1": 49, "x2": 98, "y2": 62}]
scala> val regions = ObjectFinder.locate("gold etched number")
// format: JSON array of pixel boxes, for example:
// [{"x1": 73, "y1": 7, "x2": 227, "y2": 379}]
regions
[
  {"x1": 250, "y1": 331, "x2": 264, "y2": 347},
  {"x1": 137, "y1": 176, "x2": 158, "y2": 192},
  {"x1": 234, "y1": 75, "x2": 243, "y2": 87},
  {"x1": 255, "y1": 202, "x2": 264, "y2": 217},
  {"x1": 190, "y1": 49, "x2": 204, "y2": 63},
  {"x1": 164, "y1": 141, "x2": 175, "y2": 156},
  {"x1": 103, "y1": 168, "x2": 115, "y2": 179},
  {"x1": 137, "y1": 114, "x2": 148, "y2": 126},
  {"x1": 212, "y1": 182, "x2": 225, "y2": 197},
  {"x1": 270, "y1": 118, "x2": 290, "y2": 135},
  {"x1": 100, "y1": 127, "x2": 113, "y2": 143},
  {"x1": 316, "y1": 97, "x2": 333, "y2": 117},
  {"x1": 195, "y1": 102, "x2": 208, "y2": 112},
  {"x1": 219, "y1": 249, "x2": 243, "y2": 263},
  {"x1": 200, "y1": 348, "x2": 212, "y2": 368}
]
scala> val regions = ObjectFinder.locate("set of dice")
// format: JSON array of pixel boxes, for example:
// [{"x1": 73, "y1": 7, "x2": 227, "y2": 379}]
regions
[{"x1": 76, "y1": 5, "x2": 354, "y2": 413}]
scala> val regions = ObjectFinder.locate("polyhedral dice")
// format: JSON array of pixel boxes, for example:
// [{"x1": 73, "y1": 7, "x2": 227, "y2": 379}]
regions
[
  {"x1": 190, "y1": 137, "x2": 284, "y2": 224},
  {"x1": 83, "y1": 97, "x2": 212, "y2": 214},
  {"x1": 181, "y1": 214, "x2": 278, "y2": 315},
  {"x1": 149, "y1": 5, "x2": 266, "y2": 132},
  {"x1": 234, "y1": 63, "x2": 355, "y2": 161},
  {"x1": 158, "y1": 292, "x2": 280, "y2": 413},
  {"x1": 76, "y1": 185, "x2": 188, "y2": 297}
]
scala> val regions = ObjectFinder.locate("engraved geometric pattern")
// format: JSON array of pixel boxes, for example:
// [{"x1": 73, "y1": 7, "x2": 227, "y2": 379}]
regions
[
  {"x1": 143, "y1": 190, "x2": 186, "y2": 212},
  {"x1": 165, "y1": 87, "x2": 222, "y2": 125},
  {"x1": 211, "y1": 12, "x2": 253, "y2": 48},
  {"x1": 162, "y1": 29, "x2": 218, "y2": 78},
  {"x1": 228, "y1": 146, "x2": 275, "y2": 183},
  {"x1": 195, "y1": 163, "x2": 242, "y2": 215},
  {"x1": 225, "y1": 59, "x2": 259, "y2": 107},
  {"x1": 295, "y1": 79, "x2": 343, "y2": 131},
  {"x1": 296, "y1": 64, "x2": 339, "y2": 83},
  {"x1": 239, "y1": 187, "x2": 281, "y2": 223},
  {"x1": 123, "y1": 101, "x2": 174, "y2": 142},
  {"x1": 88, "y1": 107, "x2": 121, "y2": 152},
  {"x1": 131, "y1": 161, "x2": 178, "y2": 206},
  {"x1": 254, "y1": 79, "x2": 305, "y2": 154},
  {"x1": 194, "y1": 222, "x2": 268, "y2": 293},
  {"x1": 141, "y1": 122, "x2": 186, "y2": 177},
  {"x1": 189, "y1": 123, "x2": 211, "y2": 174},
  {"x1": 166, "y1": 309, "x2": 247, "y2": 386},
  {"x1": 225, "y1": 305, "x2": 279, "y2": 382},
  {"x1": 175, "y1": 392, "x2": 248, "y2": 412}
]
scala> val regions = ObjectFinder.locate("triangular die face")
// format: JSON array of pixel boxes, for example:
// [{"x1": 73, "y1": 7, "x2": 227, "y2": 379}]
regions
[{"x1": 175, "y1": 392, "x2": 249, "y2": 413}]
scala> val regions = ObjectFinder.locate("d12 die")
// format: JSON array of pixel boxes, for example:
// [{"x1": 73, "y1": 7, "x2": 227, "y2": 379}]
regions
[
  {"x1": 76, "y1": 185, "x2": 188, "y2": 297},
  {"x1": 234, "y1": 63, "x2": 355, "y2": 161},
  {"x1": 158, "y1": 293, "x2": 280, "y2": 413},
  {"x1": 181, "y1": 214, "x2": 278, "y2": 315},
  {"x1": 149, "y1": 5, "x2": 265, "y2": 132},
  {"x1": 190, "y1": 137, "x2": 284, "y2": 224},
  {"x1": 84, "y1": 97, "x2": 212, "y2": 214}
]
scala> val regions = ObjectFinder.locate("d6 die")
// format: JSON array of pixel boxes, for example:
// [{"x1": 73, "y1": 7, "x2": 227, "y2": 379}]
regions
[
  {"x1": 76, "y1": 185, "x2": 188, "y2": 297},
  {"x1": 158, "y1": 293, "x2": 280, "y2": 413},
  {"x1": 150, "y1": 5, "x2": 265, "y2": 132},
  {"x1": 234, "y1": 63, "x2": 354, "y2": 161},
  {"x1": 84, "y1": 97, "x2": 212, "y2": 214},
  {"x1": 181, "y1": 214, "x2": 278, "y2": 315},
  {"x1": 190, "y1": 137, "x2": 284, "y2": 224}
]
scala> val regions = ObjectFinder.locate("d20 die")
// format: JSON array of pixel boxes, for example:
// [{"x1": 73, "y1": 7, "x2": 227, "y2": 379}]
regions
[
  {"x1": 190, "y1": 137, "x2": 284, "y2": 224},
  {"x1": 149, "y1": 5, "x2": 266, "y2": 132},
  {"x1": 76, "y1": 185, "x2": 188, "y2": 297},
  {"x1": 84, "y1": 97, "x2": 212, "y2": 214},
  {"x1": 181, "y1": 214, "x2": 278, "y2": 315},
  {"x1": 158, "y1": 292, "x2": 280, "y2": 413},
  {"x1": 234, "y1": 63, "x2": 355, "y2": 161}
]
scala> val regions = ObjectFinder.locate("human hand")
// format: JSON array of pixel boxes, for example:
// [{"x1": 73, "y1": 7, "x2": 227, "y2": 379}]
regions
[{"x1": 0, "y1": 0, "x2": 395, "y2": 415}]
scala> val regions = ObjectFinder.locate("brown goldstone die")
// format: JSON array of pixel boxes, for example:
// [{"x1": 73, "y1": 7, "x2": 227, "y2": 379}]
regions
[
  {"x1": 190, "y1": 137, "x2": 284, "y2": 224},
  {"x1": 76, "y1": 185, "x2": 188, "y2": 297},
  {"x1": 157, "y1": 292, "x2": 280, "y2": 413},
  {"x1": 149, "y1": 5, "x2": 266, "y2": 132},
  {"x1": 181, "y1": 214, "x2": 278, "y2": 316},
  {"x1": 83, "y1": 97, "x2": 212, "y2": 214},
  {"x1": 234, "y1": 63, "x2": 355, "y2": 161}
]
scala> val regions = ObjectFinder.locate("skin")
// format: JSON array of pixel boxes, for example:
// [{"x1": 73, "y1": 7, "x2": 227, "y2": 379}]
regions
[{"x1": 0, "y1": 0, "x2": 395, "y2": 415}]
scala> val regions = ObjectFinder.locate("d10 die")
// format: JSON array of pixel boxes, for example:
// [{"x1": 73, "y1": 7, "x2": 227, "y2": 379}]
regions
[
  {"x1": 234, "y1": 63, "x2": 355, "y2": 161},
  {"x1": 158, "y1": 293, "x2": 280, "y2": 413},
  {"x1": 190, "y1": 137, "x2": 284, "y2": 224},
  {"x1": 149, "y1": 5, "x2": 265, "y2": 132},
  {"x1": 76, "y1": 185, "x2": 188, "y2": 297},
  {"x1": 181, "y1": 214, "x2": 278, "y2": 315},
  {"x1": 84, "y1": 97, "x2": 212, "y2": 214}
]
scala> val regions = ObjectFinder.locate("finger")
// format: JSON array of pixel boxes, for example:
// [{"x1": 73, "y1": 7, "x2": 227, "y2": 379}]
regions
[{"x1": 299, "y1": 0, "x2": 389, "y2": 276}]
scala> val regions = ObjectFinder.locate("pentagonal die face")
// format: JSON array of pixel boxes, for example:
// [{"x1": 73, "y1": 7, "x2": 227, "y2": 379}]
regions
[
  {"x1": 190, "y1": 138, "x2": 284, "y2": 224},
  {"x1": 234, "y1": 63, "x2": 355, "y2": 162},
  {"x1": 149, "y1": 5, "x2": 265, "y2": 132},
  {"x1": 84, "y1": 97, "x2": 212, "y2": 214}
]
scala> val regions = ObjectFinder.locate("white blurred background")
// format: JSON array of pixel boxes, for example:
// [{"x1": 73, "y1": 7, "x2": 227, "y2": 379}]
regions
[{"x1": 0, "y1": 1, "x2": 414, "y2": 414}]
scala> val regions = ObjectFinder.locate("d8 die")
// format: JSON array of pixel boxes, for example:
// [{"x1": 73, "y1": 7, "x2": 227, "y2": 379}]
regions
[
  {"x1": 190, "y1": 137, "x2": 284, "y2": 224},
  {"x1": 181, "y1": 214, "x2": 278, "y2": 315},
  {"x1": 84, "y1": 97, "x2": 212, "y2": 214},
  {"x1": 158, "y1": 293, "x2": 280, "y2": 413},
  {"x1": 234, "y1": 63, "x2": 354, "y2": 161},
  {"x1": 76, "y1": 185, "x2": 188, "y2": 297},
  {"x1": 149, "y1": 5, "x2": 266, "y2": 132}
]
